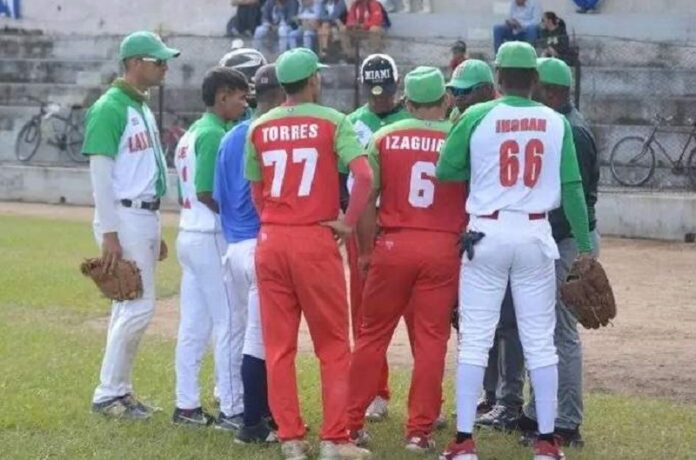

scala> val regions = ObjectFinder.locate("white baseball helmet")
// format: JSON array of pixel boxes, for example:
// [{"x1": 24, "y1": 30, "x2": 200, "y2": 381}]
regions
[{"x1": 219, "y1": 47, "x2": 268, "y2": 81}]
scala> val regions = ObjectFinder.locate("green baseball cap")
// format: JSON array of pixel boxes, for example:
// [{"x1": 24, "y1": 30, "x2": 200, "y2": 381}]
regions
[
  {"x1": 447, "y1": 59, "x2": 494, "y2": 90},
  {"x1": 275, "y1": 48, "x2": 328, "y2": 84},
  {"x1": 495, "y1": 41, "x2": 537, "y2": 69},
  {"x1": 119, "y1": 31, "x2": 180, "y2": 61},
  {"x1": 405, "y1": 66, "x2": 446, "y2": 104},
  {"x1": 537, "y1": 57, "x2": 572, "y2": 87}
]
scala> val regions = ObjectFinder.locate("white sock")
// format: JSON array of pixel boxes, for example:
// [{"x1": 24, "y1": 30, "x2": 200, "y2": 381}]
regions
[
  {"x1": 455, "y1": 363, "x2": 486, "y2": 433},
  {"x1": 529, "y1": 364, "x2": 558, "y2": 434}
]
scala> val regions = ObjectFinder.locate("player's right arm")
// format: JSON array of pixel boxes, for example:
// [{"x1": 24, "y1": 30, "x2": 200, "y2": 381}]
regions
[
  {"x1": 355, "y1": 136, "x2": 381, "y2": 273},
  {"x1": 82, "y1": 101, "x2": 126, "y2": 272},
  {"x1": 559, "y1": 118, "x2": 593, "y2": 254},
  {"x1": 243, "y1": 124, "x2": 265, "y2": 216}
]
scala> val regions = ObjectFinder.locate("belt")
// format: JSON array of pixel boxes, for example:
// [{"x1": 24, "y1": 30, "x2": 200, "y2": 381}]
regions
[
  {"x1": 120, "y1": 199, "x2": 160, "y2": 211},
  {"x1": 478, "y1": 210, "x2": 546, "y2": 221}
]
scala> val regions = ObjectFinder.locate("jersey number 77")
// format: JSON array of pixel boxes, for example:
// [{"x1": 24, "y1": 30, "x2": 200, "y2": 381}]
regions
[{"x1": 262, "y1": 148, "x2": 319, "y2": 197}]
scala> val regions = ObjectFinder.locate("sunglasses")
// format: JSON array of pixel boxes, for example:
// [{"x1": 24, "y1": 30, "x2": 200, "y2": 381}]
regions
[
  {"x1": 449, "y1": 83, "x2": 487, "y2": 98},
  {"x1": 140, "y1": 57, "x2": 166, "y2": 67}
]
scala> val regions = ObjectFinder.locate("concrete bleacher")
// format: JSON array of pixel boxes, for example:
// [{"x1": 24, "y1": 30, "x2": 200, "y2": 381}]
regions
[{"x1": 1, "y1": 0, "x2": 696, "y2": 189}]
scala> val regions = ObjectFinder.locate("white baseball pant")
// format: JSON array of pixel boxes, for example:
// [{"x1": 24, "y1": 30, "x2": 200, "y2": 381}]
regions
[
  {"x1": 92, "y1": 207, "x2": 161, "y2": 404},
  {"x1": 223, "y1": 239, "x2": 262, "y2": 360},
  {"x1": 175, "y1": 230, "x2": 242, "y2": 417}
]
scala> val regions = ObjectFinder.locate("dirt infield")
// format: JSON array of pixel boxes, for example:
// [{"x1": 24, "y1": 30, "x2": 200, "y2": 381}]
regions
[{"x1": 5, "y1": 202, "x2": 695, "y2": 404}]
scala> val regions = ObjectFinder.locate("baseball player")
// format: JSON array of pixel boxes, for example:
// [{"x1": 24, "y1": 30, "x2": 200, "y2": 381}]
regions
[
  {"x1": 214, "y1": 63, "x2": 286, "y2": 444},
  {"x1": 244, "y1": 48, "x2": 373, "y2": 460},
  {"x1": 344, "y1": 53, "x2": 411, "y2": 422},
  {"x1": 446, "y1": 60, "x2": 527, "y2": 430},
  {"x1": 515, "y1": 57, "x2": 600, "y2": 447},
  {"x1": 447, "y1": 59, "x2": 496, "y2": 124},
  {"x1": 346, "y1": 66, "x2": 466, "y2": 453},
  {"x1": 83, "y1": 31, "x2": 179, "y2": 418},
  {"x1": 172, "y1": 68, "x2": 250, "y2": 428},
  {"x1": 436, "y1": 42, "x2": 593, "y2": 460}
]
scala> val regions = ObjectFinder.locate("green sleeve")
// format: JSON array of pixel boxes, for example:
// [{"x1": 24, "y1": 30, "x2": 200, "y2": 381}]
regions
[
  {"x1": 436, "y1": 112, "x2": 472, "y2": 181},
  {"x1": 561, "y1": 181, "x2": 592, "y2": 253},
  {"x1": 244, "y1": 127, "x2": 262, "y2": 182},
  {"x1": 560, "y1": 118, "x2": 582, "y2": 184},
  {"x1": 81, "y1": 102, "x2": 125, "y2": 157},
  {"x1": 366, "y1": 136, "x2": 381, "y2": 192},
  {"x1": 335, "y1": 115, "x2": 366, "y2": 173},
  {"x1": 194, "y1": 128, "x2": 225, "y2": 193}
]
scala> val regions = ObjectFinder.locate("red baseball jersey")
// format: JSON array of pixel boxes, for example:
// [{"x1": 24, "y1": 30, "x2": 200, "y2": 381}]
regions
[
  {"x1": 369, "y1": 119, "x2": 468, "y2": 234},
  {"x1": 245, "y1": 103, "x2": 364, "y2": 225}
]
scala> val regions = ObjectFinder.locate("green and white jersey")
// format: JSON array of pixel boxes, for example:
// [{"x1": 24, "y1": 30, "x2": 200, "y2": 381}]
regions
[
  {"x1": 347, "y1": 104, "x2": 411, "y2": 148},
  {"x1": 437, "y1": 95, "x2": 581, "y2": 216},
  {"x1": 82, "y1": 84, "x2": 167, "y2": 201},
  {"x1": 174, "y1": 112, "x2": 227, "y2": 233}
]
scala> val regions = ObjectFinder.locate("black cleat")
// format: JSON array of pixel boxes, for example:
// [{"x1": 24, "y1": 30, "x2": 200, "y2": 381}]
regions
[
  {"x1": 172, "y1": 407, "x2": 215, "y2": 427},
  {"x1": 555, "y1": 427, "x2": 585, "y2": 449},
  {"x1": 235, "y1": 419, "x2": 279, "y2": 444},
  {"x1": 475, "y1": 404, "x2": 521, "y2": 431}
]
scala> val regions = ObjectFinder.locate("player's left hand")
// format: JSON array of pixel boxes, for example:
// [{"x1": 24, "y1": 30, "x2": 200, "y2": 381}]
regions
[
  {"x1": 158, "y1": 239, "x2": 168, "y2": 262},
  {"x1": 320, "y1": 219, "x2": 353, "y2": 241}
]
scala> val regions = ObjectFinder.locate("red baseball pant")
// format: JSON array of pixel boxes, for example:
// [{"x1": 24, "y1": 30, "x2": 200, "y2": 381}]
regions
[
  {"x1": 347, "y1": 229, "x2": 459, "y2": 436},
  {"x1": 346, "y1": 233, "x2": 391, "y2": 400},
  {"x1": 255, "y1": 225, "x2": 351, "y2": 442}
]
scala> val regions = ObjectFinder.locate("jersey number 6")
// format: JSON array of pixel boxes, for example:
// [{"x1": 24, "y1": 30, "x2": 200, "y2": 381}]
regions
[
  {"x1": 409, "y1": 161, "x2": 436, "y2": 208},
  {"x1": 499, "y1": 138, "x2": 544, "y2": 188},
  {"x1": 262, "y1": 148, "x2": 318, "y2": 197}
]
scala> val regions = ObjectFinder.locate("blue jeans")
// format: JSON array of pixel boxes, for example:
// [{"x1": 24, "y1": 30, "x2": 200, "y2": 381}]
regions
[
  {"x1": 493, "y1": 23, "x2": 539, "y2": 52},
  {"x1": 253, "y1": 22, "x2": 302, "y2": 52},
  {"x1": 573, "y1": 0, "x2": 600, "y2": 10}
]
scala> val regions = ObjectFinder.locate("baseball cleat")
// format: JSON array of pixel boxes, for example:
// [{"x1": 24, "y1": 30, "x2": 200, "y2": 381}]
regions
[
  {"x1": 235, "y1": 419, "x2": 278, "y2": 444},
  {"x1": 475, "y1": 404, "x2": 521, "y2": 431},
  {"x1": 214, "y1": 412, "x2": 244, "y2": 432},
  {"x1": 318, "y1": 441, "x2": 372, "y2": 459},
  {"x1": 121, "y1": 394, "x2": 159, "y2": 414},
  {"x1": 405, "y1": 434, "x2": 435, "y2": 453},
  {"x1": 350, "y1": 428, "x2": 371, "y2": 447},
  {"x1": 439, "y1": 438, "x2": 478, "y2": 460},
  {"x1": 554, "y1": 427, "x2": 584, "y2": 448},
  {"x1": 476, "y1": 395, "x2": 496, "y2": 415},
  {"x1": 434, "y1": 413, "x2": 448, "y2": 430},
  {"x1": 281, "y1": 440, "x2": 310, "y2": 460},
  {"x1": 172, "y1": 407, "x2": 215, "y2": 427},
  {"x1": 365, "y1": 396, "x2": 388, "y2": 422},
  {"x1": 533, "y1": 438, "x2": 566, "y2": 460},
  {"x1": 91, "y1": 395, "x2": 152, "y2": 420}
]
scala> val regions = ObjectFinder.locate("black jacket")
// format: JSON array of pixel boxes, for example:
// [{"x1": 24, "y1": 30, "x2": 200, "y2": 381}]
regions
[{"x1": 549, "y1": 103, "x2": 599, "y2": 242}]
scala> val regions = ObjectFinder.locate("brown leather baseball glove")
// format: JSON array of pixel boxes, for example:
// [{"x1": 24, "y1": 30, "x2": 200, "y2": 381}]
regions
[
  {"x1": 80, "y1": 258, "x2": 143, "y2": 302},
  {"x1": 561, "y1": 257, "x2": 616, "y2": 329}
]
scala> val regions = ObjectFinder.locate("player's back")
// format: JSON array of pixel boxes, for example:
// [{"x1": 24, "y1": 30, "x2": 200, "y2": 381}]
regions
[
  {"x1": 373, "y1": 118, "x2": 467, "y2": 235},
  {"x1": 247, "y1": 103, "x2": 351, "y2": 225},
  {"x1": 466, "y1": 97, "x2": 567, "y2": 216}
]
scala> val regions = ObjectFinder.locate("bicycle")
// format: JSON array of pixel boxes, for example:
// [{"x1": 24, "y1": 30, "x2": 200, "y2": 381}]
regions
[
  {"x1": 15, "y1": 96, "x2": 86, "y2": 163},
  {"x1": 160, "y1": 109, "x2": 191, "y2": 168},
  {"x1": 609, "y1": 113, "x2": 696, "y2": 187}
]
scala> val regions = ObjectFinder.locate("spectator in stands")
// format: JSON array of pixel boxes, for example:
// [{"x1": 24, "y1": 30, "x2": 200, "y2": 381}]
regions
[
  {"x1": 253, "y1": 0, "x2": 301, "y2": 52},
  {"x1": 317, "y1": 0, "x2": 348, "y2": 60},
  {"x1": 341, "y1": 0, "x2": 389, "y2": 59},
  {"x1": 573, "y1": 0, "x2": 601, "y2": 14},
  {"x1": 401, "y1": 0, "x2": 432, "y2": 13},
  {"x1": 297, "y1": 0, "x2": 320, "y2": 49},
  {"x1": 538, "y1": 11, "x2": 572, "y2": 62},
  {"x1": 449, "y1": 40, "x2": 468, "y2": 75},
  {"x1": 493, "y1": 0, "x2": 542, "y2": 52},
  {"x1": 227, "y1": 0, "x2": 263, "y2": 37}
]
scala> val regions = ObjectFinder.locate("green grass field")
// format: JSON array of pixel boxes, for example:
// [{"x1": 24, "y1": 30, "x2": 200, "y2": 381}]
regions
[{"x1": 1, "y1": 214, "x2": 695, "y2": 459}]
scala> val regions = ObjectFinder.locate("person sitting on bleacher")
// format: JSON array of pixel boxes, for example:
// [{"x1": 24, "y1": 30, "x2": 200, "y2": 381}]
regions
[
  {"x1": 493, "y1": 0, "x2": 542, "y2": 52},
  {"x1": 538, "y1": 11, "x2": 572, "y2": 63},
  {"x1": 340, "y1": 0, "x2": 390, "y2": 60}
]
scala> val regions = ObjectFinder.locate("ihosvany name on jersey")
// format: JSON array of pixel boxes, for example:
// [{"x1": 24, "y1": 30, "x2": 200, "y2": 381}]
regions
[
  {"x1": 385, "y1": 135, "x2": 445, "y2": 153},
  {"x1": 496, "y1": 118, "x2": 547, "y2": 133},
  {"x1": 261, "y1": 123, "x2": 320, "y2": 143}
]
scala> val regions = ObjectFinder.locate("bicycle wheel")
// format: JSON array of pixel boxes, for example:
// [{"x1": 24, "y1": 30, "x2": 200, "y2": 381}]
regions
[
  {"x1": 15, "y1": 117, "x2": 42, "y2": 162},
  {"x1": 609, "y1": 136, "x2": 656, "y2": 186},
  {"x1": 64, "y1": 121, "x2": 87, "y2": 163},
  {"x1": 687, "y1": 148, "x2": 696, "y2": 189}
]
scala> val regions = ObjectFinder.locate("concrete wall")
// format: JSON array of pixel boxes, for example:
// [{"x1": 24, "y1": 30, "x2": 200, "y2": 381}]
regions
[{"x1": 2, "y1": 164, "x2": 695, "y2": 241}]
